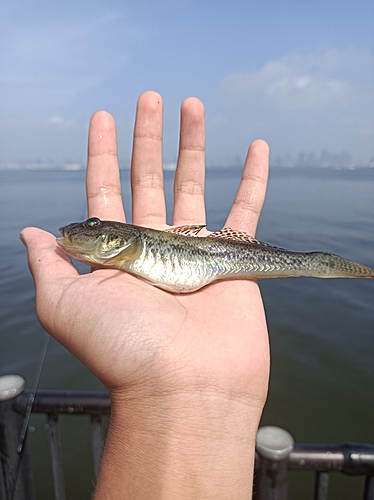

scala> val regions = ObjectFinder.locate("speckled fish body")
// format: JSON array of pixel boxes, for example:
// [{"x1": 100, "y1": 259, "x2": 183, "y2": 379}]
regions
[{"x1": 57, "y1": 218, "x2": 374, "y2": 293}]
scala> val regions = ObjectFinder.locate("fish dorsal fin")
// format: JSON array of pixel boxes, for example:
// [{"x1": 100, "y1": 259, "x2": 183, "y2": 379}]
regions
[
  {"x1": 208, "y1": 227, "x2": 270, "y2": 246},
  {"x1": 165, "y1": 224, "x2": 206, "y2": 237}
]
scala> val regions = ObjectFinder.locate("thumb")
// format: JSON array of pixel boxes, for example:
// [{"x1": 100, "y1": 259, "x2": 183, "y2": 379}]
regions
[
  {"x1": 20, "y1": 227, "x2": 78, "y2": 286},
  {"x1": 20, "y1": 227, "x2": 79, "y2": 336}
]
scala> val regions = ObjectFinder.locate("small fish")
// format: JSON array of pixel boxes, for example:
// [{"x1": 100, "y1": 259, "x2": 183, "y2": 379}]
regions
[{"x1": 57, "y1": 217, "x2": 374, "y2": 293}]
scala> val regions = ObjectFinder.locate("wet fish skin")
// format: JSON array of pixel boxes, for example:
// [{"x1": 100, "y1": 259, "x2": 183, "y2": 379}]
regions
[{"x1": 57, "y1": 218, "x2": 374, "y2": 293}]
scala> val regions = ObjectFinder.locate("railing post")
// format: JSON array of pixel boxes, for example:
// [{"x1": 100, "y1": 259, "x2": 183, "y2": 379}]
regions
[
  {"x1": 0, "y1": 375, "x2": 35, "y2": 500},
  {"x1": 364, "y1": 475, "x2": 374, "y2": 500},
  {"x1": 91, "y1": 414, "x2": 103, "y2": 480},
  {"x1": 254, "y1": 426, "x2": 294, "y2": 500},
  {"x1": 48, "y1": 413, "x2": 66, "y2": 500}
]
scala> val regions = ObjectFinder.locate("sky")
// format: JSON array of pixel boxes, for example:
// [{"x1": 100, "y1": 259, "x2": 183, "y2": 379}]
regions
[{"x1": 1, "y1": 0, "x2": 373, "y2": 167}]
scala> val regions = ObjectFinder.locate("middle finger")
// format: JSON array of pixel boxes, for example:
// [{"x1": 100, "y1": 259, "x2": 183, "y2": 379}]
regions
[
  {"x1": 173, "y1": 97, "x2": 206, "y2": 226},
  {"x1": 131, "y1": 91, "x2": 166, "y2": 227}
]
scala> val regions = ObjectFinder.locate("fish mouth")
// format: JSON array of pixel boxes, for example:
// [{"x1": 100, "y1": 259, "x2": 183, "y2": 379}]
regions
[
  {"x1": 56, "y1": 229, "x2": 104, "y2": 264},
  {"x1": 57, "y1": 226, "x2": 71, "y2": 242},
  {"x1": 56, "y1": 235, "x2": 82, "y2": 256},
  {"x1": 56, "y1": 234, "x2": 96, "y2": 251},
  {"x1": 56, "y1": 227, "x2": 73, "y2": 248},
  {"x1": 56, "y1": 229, "x2": 88, "y2": 255},
  {"x1": 56, "y1": 236, "x2": 99, "y2": 267}
]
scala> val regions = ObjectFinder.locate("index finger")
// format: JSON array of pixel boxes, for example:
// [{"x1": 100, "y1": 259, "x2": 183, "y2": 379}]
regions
[{"x1": 86, "y1": 111, "x2": 125, "y2": 222}]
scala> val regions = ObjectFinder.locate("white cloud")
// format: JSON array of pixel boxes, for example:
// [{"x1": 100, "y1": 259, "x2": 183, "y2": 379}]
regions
[
  {"x1": 46, "y1": 115, "x2": 74, "y2": 126},
  {"x1": 220, "y1": 49, "x2": 368, "y2": 112},
  {"x1": 207, "y1": 48, "x2": 374, "y2": 164}
]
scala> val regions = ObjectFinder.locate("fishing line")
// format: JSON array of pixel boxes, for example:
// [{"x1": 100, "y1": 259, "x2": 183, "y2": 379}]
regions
[{"x1": 7, "y1": 333, "x2": 50, "y2": 500}]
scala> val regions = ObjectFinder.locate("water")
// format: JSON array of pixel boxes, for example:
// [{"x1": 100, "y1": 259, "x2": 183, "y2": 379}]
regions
[{"x1": 1, "y1": 167, "x2": 373, "y2": 499}]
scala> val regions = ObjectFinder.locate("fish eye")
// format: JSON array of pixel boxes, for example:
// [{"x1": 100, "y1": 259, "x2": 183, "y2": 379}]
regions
[{"x1": 85, "y1": 217, "x2": 101, "y2": 228}]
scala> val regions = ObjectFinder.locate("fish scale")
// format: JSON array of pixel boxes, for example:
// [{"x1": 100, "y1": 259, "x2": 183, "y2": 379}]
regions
[{"x1": 57, "y1": 218, "x2": 374, "y2": 293}]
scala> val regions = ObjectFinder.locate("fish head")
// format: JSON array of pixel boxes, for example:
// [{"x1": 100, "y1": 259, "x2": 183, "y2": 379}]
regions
[{"x1": 57, "y1": 218, "x2": 140, "y2": 266}]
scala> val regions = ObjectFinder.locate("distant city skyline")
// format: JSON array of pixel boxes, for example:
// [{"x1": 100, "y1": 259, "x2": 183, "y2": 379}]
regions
[
  {"x1": 1, "y1": 1, "x2": 373, "y2": 167},
  {"x1": 2, "y1": 148, "x2": 373, "y2": 171}
]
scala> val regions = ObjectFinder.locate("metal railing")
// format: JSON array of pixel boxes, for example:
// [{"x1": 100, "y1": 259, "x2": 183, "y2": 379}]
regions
[
  {"x1": 0, "y1": 375, "x2": 373, "y2": 500},
  {"x1": 254, "y1": 426, "x2": 374, "y2": 500}
]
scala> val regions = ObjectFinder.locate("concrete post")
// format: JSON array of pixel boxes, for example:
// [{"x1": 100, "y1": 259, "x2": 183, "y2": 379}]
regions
[
  {"x1": 254, "y1": 425, "x2": 294, "y2": 500},
  {"x1": 0, "y1": 375, "x2": 35, "y2": 500}
]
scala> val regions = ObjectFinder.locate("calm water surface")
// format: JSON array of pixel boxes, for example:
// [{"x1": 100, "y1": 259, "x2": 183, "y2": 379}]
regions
[{"x1": 0, "y1": 167, "x2": 373, "y2": 499}]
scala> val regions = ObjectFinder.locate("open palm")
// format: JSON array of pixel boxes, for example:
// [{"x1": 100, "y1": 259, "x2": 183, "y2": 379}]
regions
[{"x1": 22, "y1": 91, "x2": 270, "y2": 404}]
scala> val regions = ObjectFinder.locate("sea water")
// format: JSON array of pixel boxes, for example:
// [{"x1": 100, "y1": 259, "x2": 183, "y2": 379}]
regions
[{"x1": 0, "y1": 167, "x2": 373, "y2": 499}]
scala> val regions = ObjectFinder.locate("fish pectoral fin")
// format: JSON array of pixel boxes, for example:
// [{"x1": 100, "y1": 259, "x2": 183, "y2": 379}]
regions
[
  {"x1": 165, "y1": 224, "x2": 206, "y2": 237},
  {"x1": 98, "y1": 242, "x2": 141, "y2": 262}
]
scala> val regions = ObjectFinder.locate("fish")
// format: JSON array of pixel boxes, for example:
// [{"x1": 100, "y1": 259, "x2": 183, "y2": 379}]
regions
[{"x1": 56, "y1": 217, "x2": 374, "y2": 293}]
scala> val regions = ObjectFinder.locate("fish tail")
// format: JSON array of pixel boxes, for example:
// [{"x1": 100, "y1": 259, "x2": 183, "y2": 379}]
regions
[{"x1": 315, "y1": 252, "x2": 374, "y2": 279}]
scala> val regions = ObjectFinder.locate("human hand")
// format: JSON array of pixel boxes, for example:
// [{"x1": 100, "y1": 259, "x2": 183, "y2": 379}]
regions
[{"x1": 21, "y1": 91, "x2": 270, "y2": 499}]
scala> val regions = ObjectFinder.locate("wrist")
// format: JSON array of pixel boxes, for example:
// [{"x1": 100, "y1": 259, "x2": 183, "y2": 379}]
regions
[{"x1": 95, "y1": 384, "x2": 265, "y2": 499}]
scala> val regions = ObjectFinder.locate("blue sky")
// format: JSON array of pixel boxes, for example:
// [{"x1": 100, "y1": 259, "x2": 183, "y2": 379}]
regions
[{"x1": 1, "y1": 0, "x2": 373, "y2": 166}]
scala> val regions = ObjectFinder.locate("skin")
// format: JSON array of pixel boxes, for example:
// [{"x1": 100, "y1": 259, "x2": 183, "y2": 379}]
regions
[{"x1": 20, "y1": 91, "x2": 270, "y2": 499}]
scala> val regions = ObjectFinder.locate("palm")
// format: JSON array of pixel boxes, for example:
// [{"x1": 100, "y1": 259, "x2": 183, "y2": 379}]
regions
[{"x1": 42, "y1": 261, "x2": 267, "y2": 404}]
